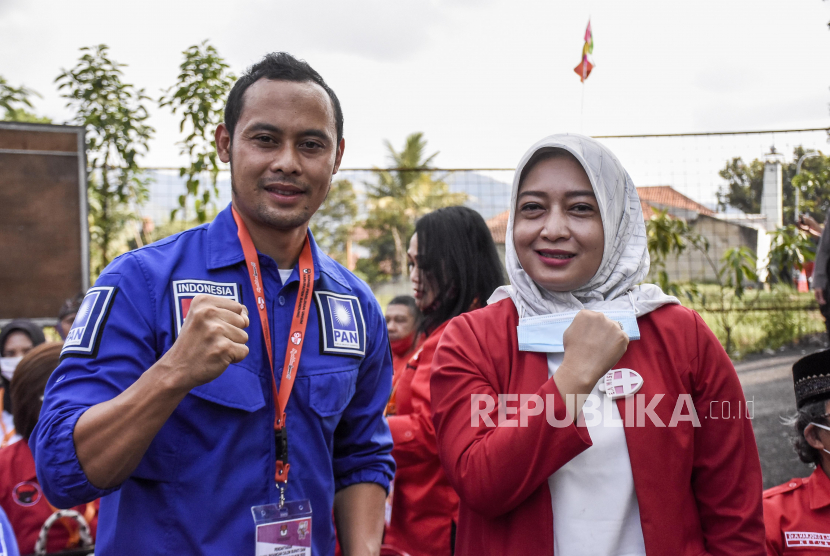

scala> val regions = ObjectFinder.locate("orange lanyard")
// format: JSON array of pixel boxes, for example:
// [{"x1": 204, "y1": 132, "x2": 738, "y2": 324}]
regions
[{"x1": 232, "y1": 208, "x2": 314, "y2": 493}]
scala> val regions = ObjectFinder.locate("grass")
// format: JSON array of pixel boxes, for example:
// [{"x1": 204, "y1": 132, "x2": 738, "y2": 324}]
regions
[{"x1": 679, "y1": 284, "x2": 824, "y2": 359}]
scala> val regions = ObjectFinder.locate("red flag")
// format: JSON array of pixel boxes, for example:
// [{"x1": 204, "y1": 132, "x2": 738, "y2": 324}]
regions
[{"x1": 574, "y1": 20, "x2": 594, "y2": 82}]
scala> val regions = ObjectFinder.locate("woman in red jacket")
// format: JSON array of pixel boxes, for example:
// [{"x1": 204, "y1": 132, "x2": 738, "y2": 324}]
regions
[
  {"x1": 0, "y1": 342, "x2": 98, "y2": 555},
  {"x1": 430, "y1": 134, "x2": 765, "y2": 556},
  {"x1": 384, "y1": 206, "x2": 504, "y2": 556}
]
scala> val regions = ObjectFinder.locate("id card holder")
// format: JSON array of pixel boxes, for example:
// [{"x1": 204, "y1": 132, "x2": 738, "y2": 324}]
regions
[{"x1": 252, "y1": 499, "x2": 313, "y2": 556}]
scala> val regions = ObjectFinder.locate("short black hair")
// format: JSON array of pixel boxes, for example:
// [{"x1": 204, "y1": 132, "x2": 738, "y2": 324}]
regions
[
  {"x1": 415, "y1": 206, "x2": 505, "y2": 335},
  {"x1": 388, "y1": 295, "x2": 422, "y2": 325},
  {"x1": 224, "y1": 52, "x2": 343, "y2": 143}
]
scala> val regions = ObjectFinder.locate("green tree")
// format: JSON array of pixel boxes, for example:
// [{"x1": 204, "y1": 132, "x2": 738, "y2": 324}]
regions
[
  {"x1": 57, "y1": 45, "x2": 154, "y2": 277},
  {"x1": 359, "y1": 133, "x2": 466, "y2": 282},
  {"x1": 767, "y1": 224, "x2": 816, "y2": 284},
  {"x1": 160, "y1": 41, "x2": 235, "y2": 222},
  {"x1": 717, "y1": 147, "x2": 830, "y2": 222},
  {"x1": 0, "y1": 76, "x2": 51, "y2": 123},
  {"x1": 717, "y1": 157, "x2": 764, "y2": 214},
  {"x1": 310, "y1": 179, "x2": 358, "y2": 266},
  {"x1": 646, "y1": 210, "x2": 762, "y2": 354}
]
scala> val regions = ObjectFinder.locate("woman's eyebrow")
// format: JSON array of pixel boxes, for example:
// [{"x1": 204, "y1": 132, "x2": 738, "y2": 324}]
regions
[
  {"x1": 564, "y1": 190, "x2": 596, "y2": 198},
  {"x1": 517, "y1": 190, "x2": 547, "y2": 199}
]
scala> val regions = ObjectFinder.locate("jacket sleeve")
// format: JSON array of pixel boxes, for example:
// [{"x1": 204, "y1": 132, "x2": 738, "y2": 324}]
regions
[
  {"x1": 811, "y1": 207, "x2": 830, "y2": 291},
  {"x1": 762, "y1": 498, "x2": 783, "y2": 556},
  {"x1": 387, "y1": 343, "x2": 439, "y2": 470},
  {"x1": 332, "y1": 295, "x2": 395, "y2": 492},
  {"x1": 690, "y1": 311, "x2": 765, "y2": 556},
  {"x1": 30, "y1": 253, "x2": 158, "y2": 508},
  {"x1": 430, "y1": 314, "x2": 592, "y2": 519}
]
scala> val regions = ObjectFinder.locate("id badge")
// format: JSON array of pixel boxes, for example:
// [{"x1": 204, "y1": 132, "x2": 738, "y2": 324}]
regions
[{"x1": 252, "y1": 500, "x2": 313, "y2": 556}]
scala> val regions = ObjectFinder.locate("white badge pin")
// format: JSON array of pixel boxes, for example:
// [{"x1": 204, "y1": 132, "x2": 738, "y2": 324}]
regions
[{"x1": 598, "y1": 368, "x2": 643, "y2": 400}]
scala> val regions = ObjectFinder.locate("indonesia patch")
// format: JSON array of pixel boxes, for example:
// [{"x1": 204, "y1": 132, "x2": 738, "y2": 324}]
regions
[
  {"x1": 315, "y1": 291, "x2": 366, "y2": 357},
  {"x1": 173, "y1": 280, "x2": 240, "y2": 334},
  {"x1": 61, "y1": 286, "x2": 117, "y2": 358}
]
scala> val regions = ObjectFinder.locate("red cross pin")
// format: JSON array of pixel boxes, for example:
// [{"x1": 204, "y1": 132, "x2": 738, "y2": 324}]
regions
[{"x1": 598, "y1": 368, "x2": 643, "y2": 400}]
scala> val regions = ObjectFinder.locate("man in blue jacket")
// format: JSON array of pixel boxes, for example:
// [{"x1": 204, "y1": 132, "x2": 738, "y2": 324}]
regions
[{"x1": 31, "y1": 52, "x2": 394, "y2": 556}]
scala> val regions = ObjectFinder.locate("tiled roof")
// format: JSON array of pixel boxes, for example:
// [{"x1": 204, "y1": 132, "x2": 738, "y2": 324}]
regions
[
  {"x1": 636, "y1": 186, "x2": 714, "y2": 216},
  {"x1": 487, "y1": 210, "x2": 509, "y2": 244},
  {"x1": 485, "y1": 185, "x2": 707, "y2": 244}
]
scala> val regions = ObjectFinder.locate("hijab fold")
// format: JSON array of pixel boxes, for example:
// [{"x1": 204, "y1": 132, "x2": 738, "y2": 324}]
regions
[{"x1": 489, "y1": 133, "x2": 678, "y2": 317}]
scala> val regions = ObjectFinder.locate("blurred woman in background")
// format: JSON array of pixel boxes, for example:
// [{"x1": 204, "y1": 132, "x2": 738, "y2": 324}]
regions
[
  {"x1": 0, "y1": 342, "x2": 98, "y2": 554},
  {"x1": 0, "y1": 320, "x2": 45, "y2": 448},
  {"x1": 384, "y1": 206, "x2": 504, "y2": 556}
]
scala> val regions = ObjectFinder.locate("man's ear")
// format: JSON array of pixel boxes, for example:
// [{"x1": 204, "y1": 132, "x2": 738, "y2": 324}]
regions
[
  {"x1": 333, "y1": 137, "x2": 345, "y2": 174},
  {"x1": 216, "y1": 123, "x2": 232, "y2": 163},
  {"x1": 805, "y1": 424, "x2": 827, "y2": 451}
]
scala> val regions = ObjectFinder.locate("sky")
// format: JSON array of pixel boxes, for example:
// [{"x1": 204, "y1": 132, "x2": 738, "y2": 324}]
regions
[{"x1": 2, "y1": 0, "x2": 829, "y2": 183}]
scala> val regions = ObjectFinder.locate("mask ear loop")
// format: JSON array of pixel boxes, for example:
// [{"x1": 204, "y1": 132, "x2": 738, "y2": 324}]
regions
[
  {"x1": 627, "y1": 290, "x2": 639, "y2": 315},
  {"x1": 809, "y1": 422, "x2": 830, "y2": 456}
]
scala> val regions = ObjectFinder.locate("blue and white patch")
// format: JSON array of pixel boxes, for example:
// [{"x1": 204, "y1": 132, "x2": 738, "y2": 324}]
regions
[
  {"x1": 315, "y1": 291, "x2": 366, "y2": 357},
  {"x1": 61, "y1": 286, "x2": 117, "y2": 358},
  {"x1": 172, "y1": 280, "x2": 240, "y2": 334}
]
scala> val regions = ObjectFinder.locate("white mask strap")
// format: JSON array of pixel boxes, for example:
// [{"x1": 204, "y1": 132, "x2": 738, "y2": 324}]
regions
[{"x1": 809, "y1": 422, "x2": 830, "y2": 456}]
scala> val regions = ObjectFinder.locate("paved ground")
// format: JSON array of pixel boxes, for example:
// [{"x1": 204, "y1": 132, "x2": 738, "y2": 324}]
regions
[{"x1": 735, "y1": 345, "x2": 824, "y2": 489}]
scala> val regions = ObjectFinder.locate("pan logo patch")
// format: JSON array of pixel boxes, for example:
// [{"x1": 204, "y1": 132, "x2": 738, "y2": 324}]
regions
[
  {"x1": 315, "y1": 291, "x2": 365, "y2": 357},
  {"x1": 61, "y1": 286, "x2": 117, "y2": 358}
]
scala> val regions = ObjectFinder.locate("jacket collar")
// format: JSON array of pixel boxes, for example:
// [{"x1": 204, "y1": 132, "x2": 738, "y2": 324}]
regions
[
  {"x1": 808, "y1": 466, "x2": 830, "y2": 510},
  {"x1": 206, "y1": 204, "x2": 350, "y2": 290}
]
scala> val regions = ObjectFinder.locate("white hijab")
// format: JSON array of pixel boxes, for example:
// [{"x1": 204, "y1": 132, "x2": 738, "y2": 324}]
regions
[{"x1": 490, "y1": 133, "x2": 678, "y2": 317}]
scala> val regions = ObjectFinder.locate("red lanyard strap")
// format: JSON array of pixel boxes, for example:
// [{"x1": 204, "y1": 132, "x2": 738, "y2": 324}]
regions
[{"x1": 232, "y1": 208, "x2": 314, "y2": 485}]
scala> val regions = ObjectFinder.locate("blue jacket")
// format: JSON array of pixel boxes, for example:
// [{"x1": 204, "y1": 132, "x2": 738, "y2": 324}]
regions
[
  {"x1": 31, "y1": 204, "x2": 395, "y2": 555},
  {"x1": 0, "y1": 506, "x2": 20, "y2": 556}
]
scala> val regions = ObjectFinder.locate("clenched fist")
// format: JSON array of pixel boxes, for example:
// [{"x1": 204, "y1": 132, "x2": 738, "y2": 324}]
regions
[
  {"x1": 559, "y1": 309, "x2": 629, "y2": 389},
  {"x1": 162, "y1": 294, "x2": 250, "y2": 391}
]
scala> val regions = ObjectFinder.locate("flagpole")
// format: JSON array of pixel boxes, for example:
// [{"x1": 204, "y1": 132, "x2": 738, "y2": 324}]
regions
[{"x1": 580, "y1": 82, "x2": 585, "y2": 134}]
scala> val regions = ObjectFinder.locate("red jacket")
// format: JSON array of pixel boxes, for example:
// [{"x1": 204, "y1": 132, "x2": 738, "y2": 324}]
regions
[
  {"x1": 430, "y1": 300, "x2": 764, "y2": 556},
  {"x1": 386, "y1": 321, "x2": 459, "y2": 556},
  {"x1": 0, "y1": 439, "x2": 98, "y2": 555},
  {"x1": 763, "y1": 467, "x2": 830, "y2": 555}
]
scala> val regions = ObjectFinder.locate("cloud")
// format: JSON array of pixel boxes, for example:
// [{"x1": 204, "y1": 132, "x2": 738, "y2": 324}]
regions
[{"x1": 222, "y1": 0, "x2": 445, "y2": 63}]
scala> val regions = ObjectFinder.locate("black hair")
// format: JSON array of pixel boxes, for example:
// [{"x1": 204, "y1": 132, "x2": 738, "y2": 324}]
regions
[
  {"x1": 224, "y1": 52, "x2": 343, "y2": 144},
  {"x1": 388, "y1": 295, "x2": 422, "y2": 327},
  {"x1": 787, "y1": 399, "x2": 830, "y2": 465},
  {"x1": 58, "y1": 293, "x2": 85, "y2": 320},
  {"x1": 414, "y1": 206, "x2": 505, "y2": 335}
]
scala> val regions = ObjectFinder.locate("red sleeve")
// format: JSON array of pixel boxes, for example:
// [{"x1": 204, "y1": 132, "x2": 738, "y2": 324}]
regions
[
  {"x1": 387, "y1": 346, "x2": 439, "y2": 470},
  {"x1": 762, "y1": 497, "x2": 783, "y2": 556},
  {"x1": 690, "y1": 311, "x2": 765, "y2": 555},
  {"x1": 429, "y1": 313, "x2": 592, "y2": 519}
]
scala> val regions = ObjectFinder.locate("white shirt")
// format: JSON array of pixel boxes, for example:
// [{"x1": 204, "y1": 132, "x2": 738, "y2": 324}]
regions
[
  {"x1": 278, "y1": 269, "x2": 292, "y2": 284},
  {"x1": 547, "y1": 353, "x2": 646, "y2": 556}
]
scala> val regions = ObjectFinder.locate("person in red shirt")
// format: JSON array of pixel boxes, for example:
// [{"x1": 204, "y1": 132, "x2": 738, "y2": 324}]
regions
[
  {"x1": 384, "y1": 206, "x2": 504, "y2": 556},
  {"x1": 385, "y1": 296, "x2": 422, "y2": 376},
  {"x1": 0, "y1": 342, "x2": 98, "y2": 554},
  {"x1": 430, "y1": 134, "x2": 764, "y2": 556},
  {"x1": 763, "y1": 349, "x2": 830, "y2": 555}
]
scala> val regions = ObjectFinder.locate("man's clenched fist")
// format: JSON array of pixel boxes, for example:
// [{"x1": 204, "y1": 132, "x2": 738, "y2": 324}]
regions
[{"x1": 162, "y1": 294, "x2": 250, "y2": 391}]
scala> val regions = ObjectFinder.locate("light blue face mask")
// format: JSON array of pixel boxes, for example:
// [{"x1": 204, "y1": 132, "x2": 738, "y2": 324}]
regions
[{"x1": 517, "y1": 308, "x2": 640, "y2": 353}]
